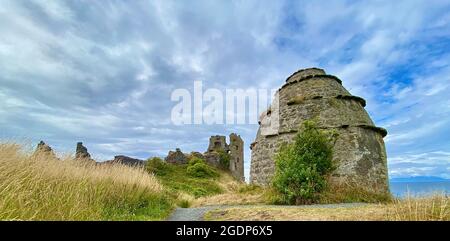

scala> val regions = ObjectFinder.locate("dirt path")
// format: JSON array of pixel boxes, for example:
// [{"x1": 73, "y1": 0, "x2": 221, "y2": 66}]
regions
[{"x1": 167, "y1": 203, "x2": 367, "y2": 221}]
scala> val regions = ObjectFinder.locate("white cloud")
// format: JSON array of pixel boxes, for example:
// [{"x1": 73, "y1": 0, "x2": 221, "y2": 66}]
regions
[{"x1": 31, "y1": 0, "x2": 75, "y2": 22}]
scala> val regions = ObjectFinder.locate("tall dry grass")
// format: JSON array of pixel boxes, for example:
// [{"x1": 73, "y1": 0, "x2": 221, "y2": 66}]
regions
[
  {"x1": 0, "y1": 142, "x2": 170, "y2": 220},
  {"x1": 386, "y1": 194, "x2": 450, "y2": 221},
  {"x1": 192, "y1": 178, "x2": 266, "y2": 207}
]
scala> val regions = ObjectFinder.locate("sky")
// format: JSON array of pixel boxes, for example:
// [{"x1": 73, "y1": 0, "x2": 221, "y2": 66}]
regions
[{"x1": 1, "y1": 0, "x2": 450, "y2": 180}]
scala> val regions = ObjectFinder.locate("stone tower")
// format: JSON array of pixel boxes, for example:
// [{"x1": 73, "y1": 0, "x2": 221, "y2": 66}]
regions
[
  {"x1": 207, "y1": 135, "x2": 229, "y2": 153},
  {"x1": 250, "y1": 67, "x2": 389, "y2": 194},
  {"x1": 204, "y1": 134, "x2": 245, "y2": 181},
  {"x1": 229, "y1": 133, "x2": 244, "y2": 181}
]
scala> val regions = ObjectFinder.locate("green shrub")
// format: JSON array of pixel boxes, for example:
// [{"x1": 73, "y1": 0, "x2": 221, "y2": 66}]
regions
[
  {"x1": 218, "y1": 150, "x2": 230, "y2": 169},
  {"x1": 187, "y1": 162, "x2": 219, "y2": 178},
  {"x1": 177, "y1": 199, "x2": 191, "y2": 208},
  {"x1": 146, "y1": 157, "x2": 172, "y2": 176},
  {"x1": 272, "y1": 120, "x2": 336, "y2": 204},
  {"x1": 263, "y1": 188, "x2": 287, "y2": 205},
  {"x1": 192, "y1": 187, "x2": 208, "y2": 197},
  {"x1": 188, "y1": 157, "x2": 205, "y2": 166},
  {"x1": 187, "y1": 157, "x2": 219, "y2": 178}
]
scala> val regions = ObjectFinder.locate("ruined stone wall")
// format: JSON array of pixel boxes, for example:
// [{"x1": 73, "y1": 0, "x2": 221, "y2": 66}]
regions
[
  {"x1": 250, "y1": 130, "x2": 295, "y2": 185},
  {"x1": 229, "y1": 133, "x2": 244, "y2": 181},
  {"x1": 207, "y1": 136, "x2": 229, "y2": 153},
  {"x1": 250, "y1": 68, "x2": 389, "y2": 193},
  {"x1": 203, "y1": 134, "x2": 245, "y2": 181},
  {"x1": 165, "y1": 148, "x2": 188, "y2": 164}
]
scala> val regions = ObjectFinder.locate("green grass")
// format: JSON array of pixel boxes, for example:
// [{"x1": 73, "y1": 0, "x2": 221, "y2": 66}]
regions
[
  {"x1": 317, "y1": 183, "x2": 392, "y2": 204},
  {"x1": 146, "y1": 160, "x2": 224, "y2": 199},
  {"x1": 238, "y1": 184, "x2": 263, "y2": 194},
  {"x1": 177, "y1": 199, "x2": 191, "y2": 208},
  {"x1": 103, "y1": 193, "x2": 174, "y2": 220},
  {"x1": 263, "y1": 183, "x2": 392, "y2": 205}
]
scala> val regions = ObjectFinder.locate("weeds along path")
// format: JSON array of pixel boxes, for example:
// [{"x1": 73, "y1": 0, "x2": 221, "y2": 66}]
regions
[{"x1": 166, "y1": 203, "x2": 367, "y2": 221}]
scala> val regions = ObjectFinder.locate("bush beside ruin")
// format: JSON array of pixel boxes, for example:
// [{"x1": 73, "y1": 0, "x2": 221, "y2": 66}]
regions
[{"x1": 272, "y1": 121, "x2": 335, "y2": 204}]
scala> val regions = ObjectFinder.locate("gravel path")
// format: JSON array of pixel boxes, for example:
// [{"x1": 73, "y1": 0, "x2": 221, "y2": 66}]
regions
[
  {"x1": 167, "y1": 203, "x2": 367, "y2": 221},
  {"x1": 167, "y1": 205, "x2": 225, "y2": 221}
]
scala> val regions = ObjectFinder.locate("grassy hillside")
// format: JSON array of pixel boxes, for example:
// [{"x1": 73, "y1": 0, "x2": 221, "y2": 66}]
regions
[
  {"x1": 0, "y1": 142, "x2": 251, "y2": 220},
  {"x1": 0, "y1": 143, "x2": 172, "y2": 220},
  {"x1": 147, "y1": 158, "x2": 222, "y2": 199},
  {"x1": 145, "y1": 157, "x2": 261, "y2": 208}
]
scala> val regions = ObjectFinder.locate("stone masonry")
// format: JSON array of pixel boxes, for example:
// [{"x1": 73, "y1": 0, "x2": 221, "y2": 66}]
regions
[
  {"x1": 250, "y1": 67, "x2": 389, "y2": 194},
  {"x1": 228, "y1": 133, "x2": 244, "y2": 181},
  {"x1": 203, "y1": 134, "x2": 245, "y2": 181},
  {"x1": 165, "y1": 148, "x2": 188, "y2": 164}
]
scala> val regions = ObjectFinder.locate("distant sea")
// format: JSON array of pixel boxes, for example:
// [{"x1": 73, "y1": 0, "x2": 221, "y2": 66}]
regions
[{"x1": 390, "y1": 179, "x2": 450, "y2": 198}]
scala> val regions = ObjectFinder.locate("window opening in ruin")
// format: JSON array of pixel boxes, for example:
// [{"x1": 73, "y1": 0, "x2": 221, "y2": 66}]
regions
[{"x1": 214, "y1": 142, "x2": 221, "y2": 148}]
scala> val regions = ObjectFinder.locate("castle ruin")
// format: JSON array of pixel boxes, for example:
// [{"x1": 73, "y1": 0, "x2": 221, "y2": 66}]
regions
[
  {"x1": 250, "y1": 67, "x2": 389, "y2": 194},
  {"x1": 163, "y1": 133, "x2": 245, "y2": 181},
  {"x1": 203, "y1": 134, "x2": 244, "y2": 181},
  {"x1": 228, "y1": 133, "x2": 244, "y2": 181}
]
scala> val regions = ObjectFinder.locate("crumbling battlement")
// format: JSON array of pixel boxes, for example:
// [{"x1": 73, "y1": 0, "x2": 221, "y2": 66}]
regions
[
  {"x1": 164, "y1": 133, "x2": 245, "y2": 181},
  {"x1": 204, "y1": 133, "x2": 244, "y2": 181}
]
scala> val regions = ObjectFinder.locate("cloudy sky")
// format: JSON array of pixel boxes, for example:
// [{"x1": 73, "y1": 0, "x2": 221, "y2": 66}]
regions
[{"x1": 1, "y1": 0, "x2": 450, "y2": 180}]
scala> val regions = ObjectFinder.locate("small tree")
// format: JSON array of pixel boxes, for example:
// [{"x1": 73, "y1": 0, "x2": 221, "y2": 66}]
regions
[
  {"x1": 186, "y1": 157, "x2": 219, "y2": 178},
  {"x1": 272, "y1": 121, "x2": 336, "y2": 204}
]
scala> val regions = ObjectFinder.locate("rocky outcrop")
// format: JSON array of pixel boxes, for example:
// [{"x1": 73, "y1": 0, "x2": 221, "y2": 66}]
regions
[
  {"x1": 34, "y1": 140, "x2": 56, "y2": 158},
  {"x1": 165, "y1": 148, "x2": 188, "y2": 164},
  {"x1": 104, "y1": 155, "x2": 145, "y2": 167},
  {"x1": 250, "y1": 67, "x2": 389, "y2": 194},
  {"x1": 75, "y1": 142, "x2": 94, "y2": 162}
]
